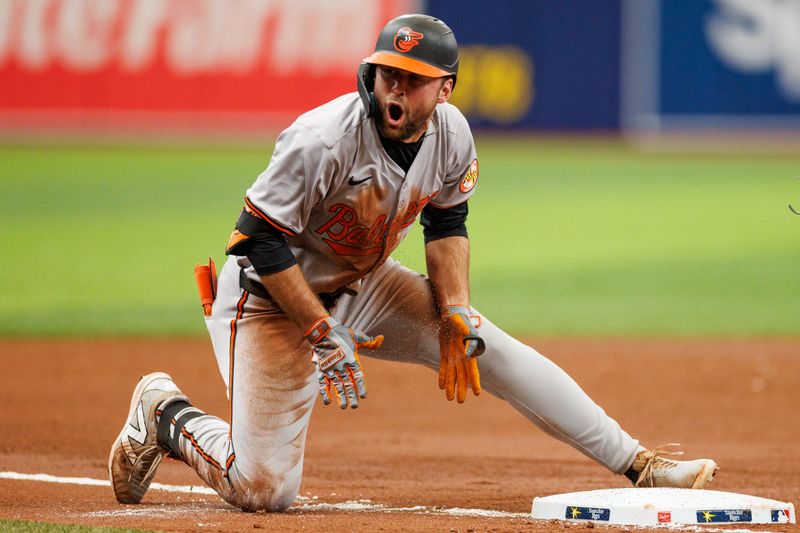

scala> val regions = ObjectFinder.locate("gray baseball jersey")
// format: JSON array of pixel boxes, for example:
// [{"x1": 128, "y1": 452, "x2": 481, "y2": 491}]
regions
[{"x1": 239, "y1": 92, "x2": 480, "y2": 294}]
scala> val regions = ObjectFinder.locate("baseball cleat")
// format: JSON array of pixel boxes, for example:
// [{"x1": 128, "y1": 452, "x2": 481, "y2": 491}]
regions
[
  {"x1": 632, "y1": 444, "x2": 719, "y2": 489},
  {"x1": 108, "y1": 372, "x2": 188, "y2": 504}
]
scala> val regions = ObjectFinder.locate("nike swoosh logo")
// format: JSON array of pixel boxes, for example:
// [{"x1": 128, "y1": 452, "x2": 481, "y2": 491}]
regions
[{"x1": 348, "y1": 175, "x2": 373, "y2": 186}]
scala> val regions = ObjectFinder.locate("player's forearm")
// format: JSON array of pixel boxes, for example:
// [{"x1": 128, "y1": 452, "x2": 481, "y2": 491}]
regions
[
  {"x1": 259, "y1": 265, "x2": 328, "y2": 332},
  {"x1": 425, "y1": 235, "x2": 471, "y2": 313}
]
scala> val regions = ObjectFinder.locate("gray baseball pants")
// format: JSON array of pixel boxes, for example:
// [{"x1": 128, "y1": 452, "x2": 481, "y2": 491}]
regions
[{"x1": 172, "y1": 256, "x2": 640, "y2": 511}]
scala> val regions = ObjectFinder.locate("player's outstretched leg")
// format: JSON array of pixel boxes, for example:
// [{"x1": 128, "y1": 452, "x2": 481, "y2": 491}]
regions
[
  {"x1": 339, "y1": 258, "x2": 719, "y2": 489},
  {"x1": 108, "y1": 372, "x2": 189, "y2": 504},
  {"x1": 624, "y1": 444, "x2": 718, "y2": 488},
  {"x1": 465, "y1": 317, "x2": 721, "y2": 489}
]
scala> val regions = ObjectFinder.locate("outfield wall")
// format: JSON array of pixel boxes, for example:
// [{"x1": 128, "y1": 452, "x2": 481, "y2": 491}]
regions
[{"x1": 0, "y1": 0, "x2": 798, "y2": 136}]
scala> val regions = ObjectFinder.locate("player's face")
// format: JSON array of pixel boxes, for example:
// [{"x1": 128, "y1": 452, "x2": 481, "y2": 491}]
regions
[{"x1": 373, "y1": 65, "x2": 453, "y2": 143}]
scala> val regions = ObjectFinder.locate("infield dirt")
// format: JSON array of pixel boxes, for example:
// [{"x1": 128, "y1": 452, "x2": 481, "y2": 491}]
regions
[{"x1": 0, "y1": 338, "x2": 797, "y2": 532}]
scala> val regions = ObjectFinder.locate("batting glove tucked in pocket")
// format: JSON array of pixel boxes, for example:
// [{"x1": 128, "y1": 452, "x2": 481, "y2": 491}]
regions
[
  {"x1": 305, "y1": 316, "x2": 384, "y2": 409},
  {"x1": 438, "y1": 304, "x2": 485, "y2": 403}
]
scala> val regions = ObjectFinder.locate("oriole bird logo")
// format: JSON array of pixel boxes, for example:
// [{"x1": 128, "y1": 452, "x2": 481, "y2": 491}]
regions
[{"x1": 394, "y1": 27, "x2": 423, "y2": 52}]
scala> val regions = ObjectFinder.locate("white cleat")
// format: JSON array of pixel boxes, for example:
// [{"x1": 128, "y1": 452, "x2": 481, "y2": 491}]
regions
[
  {"x1": 632, "y1": 444, "x2": 719, "y2": 489},
  {"x1": 108, "y1": 372, "x2": 188, "y2": 504}
]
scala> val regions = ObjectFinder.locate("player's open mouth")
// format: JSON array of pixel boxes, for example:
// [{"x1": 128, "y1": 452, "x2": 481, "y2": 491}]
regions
[{"x1": 387, "y1": 103, "x2": 403, "y2": 126}]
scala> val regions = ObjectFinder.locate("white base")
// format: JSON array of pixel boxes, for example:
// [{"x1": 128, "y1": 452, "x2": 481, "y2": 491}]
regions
[{"x1": 531, "y1": 488, "x2": 795, "y2": 526}]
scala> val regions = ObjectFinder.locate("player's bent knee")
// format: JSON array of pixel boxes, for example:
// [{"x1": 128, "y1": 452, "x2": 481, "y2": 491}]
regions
[
  {"x1": 226, "y1": 471, "x2": 301, "y2": 512},
  {"x1": 261, "y1": 481, "x2": 300, "y2": 512}
]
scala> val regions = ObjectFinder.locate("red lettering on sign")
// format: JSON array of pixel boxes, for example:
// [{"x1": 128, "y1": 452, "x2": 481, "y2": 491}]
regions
[{"x1": 0, "y1": 0, "x2": 416, "y2": 131}]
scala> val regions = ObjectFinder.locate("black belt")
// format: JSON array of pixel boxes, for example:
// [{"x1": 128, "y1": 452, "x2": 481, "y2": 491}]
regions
[{"x1": 239, "y1": 268, "x2": 355, "y2": 310}]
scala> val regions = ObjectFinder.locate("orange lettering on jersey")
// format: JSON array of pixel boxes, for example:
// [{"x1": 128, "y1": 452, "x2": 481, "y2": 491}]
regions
[
  {"x1": 315, "y1": 195, "x2": 433, "y2": 257},
  {"x1": 314, "y1": 204, "x2": 357, "y2": 238},
  {"x1": 364, "y1": 214, "x2": 388, "y2": 243},
  {"x1": 326, "y1": 241, "x2": 385, "y2": 256}
]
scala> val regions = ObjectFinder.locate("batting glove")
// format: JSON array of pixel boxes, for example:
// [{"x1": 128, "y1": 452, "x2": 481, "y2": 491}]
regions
[
  {"x1": 305, "y1": 316, "x2": 384, "y2": 409},
  {"x1": 438, "y1": 305, "x2": 485, "y2": 403}
]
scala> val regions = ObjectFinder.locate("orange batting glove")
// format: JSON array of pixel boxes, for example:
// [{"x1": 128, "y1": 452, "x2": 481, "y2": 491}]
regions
[{"x1": 438, "y1": 305, "x2": 485, "y2": 403}]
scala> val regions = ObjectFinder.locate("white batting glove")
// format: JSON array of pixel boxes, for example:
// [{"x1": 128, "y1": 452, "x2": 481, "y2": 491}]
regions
[{"x1": 305, "y1": 316, "x2": 384, "y2": 409}]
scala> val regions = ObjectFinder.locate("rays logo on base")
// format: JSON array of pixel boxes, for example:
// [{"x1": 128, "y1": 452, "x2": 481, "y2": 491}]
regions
[
  {"x1": 697, "y1": 509, "x2": 752, "y2": 523},
  {"x1": 565, "y1": 506, "x2": 610, "y2": 521}
]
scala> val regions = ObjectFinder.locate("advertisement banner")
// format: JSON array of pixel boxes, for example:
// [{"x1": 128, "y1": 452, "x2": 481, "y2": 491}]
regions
[
  {"x1": 621, "y1": 0, "x2": 800, "y2": 132},
  {"x1": 427, "y1": 0, "x2": 622, "y2": 130},
  {"x1": 0, "y1": 0, "x2": 417, "y2": 133}
]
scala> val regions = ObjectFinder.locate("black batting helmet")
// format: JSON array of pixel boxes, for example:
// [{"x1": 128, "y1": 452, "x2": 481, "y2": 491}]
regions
[{"x1": 357, "y1": 14, "x2": 459, "y2": 116}]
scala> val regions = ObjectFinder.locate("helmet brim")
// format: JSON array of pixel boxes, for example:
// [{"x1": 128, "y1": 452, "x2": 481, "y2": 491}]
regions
[{"x1": 363, "y1": 51, "x2": 452, "y2": 78}]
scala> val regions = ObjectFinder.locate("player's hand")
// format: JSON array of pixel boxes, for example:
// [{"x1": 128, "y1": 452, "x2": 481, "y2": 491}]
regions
[
  {"x1": 305, "y1": 316, "x2": 383, "y2": 409},
  {"x1": 438, "y1": 305, "x2": 485, "y2": 403}
]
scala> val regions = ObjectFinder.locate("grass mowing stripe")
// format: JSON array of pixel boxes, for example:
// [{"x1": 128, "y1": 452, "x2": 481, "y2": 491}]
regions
[{"x1": 1, "y1": 139, "x2": 797, "y2": 336}]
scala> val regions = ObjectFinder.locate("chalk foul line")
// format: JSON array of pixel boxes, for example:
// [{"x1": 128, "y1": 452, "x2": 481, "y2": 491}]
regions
[
  {"x1": 0, "y1": 471, "x2": 775, "y2": 532},
  {"x1": 0, "y1": 471, "x2": 527, "y2": 518}
]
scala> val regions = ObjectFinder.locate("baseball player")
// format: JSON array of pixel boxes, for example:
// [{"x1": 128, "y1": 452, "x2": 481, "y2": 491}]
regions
[{"x1": 109, "y1": 14, "x2": 718, "y2": 511}]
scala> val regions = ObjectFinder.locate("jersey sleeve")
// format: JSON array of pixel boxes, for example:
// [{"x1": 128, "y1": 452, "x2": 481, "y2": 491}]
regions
[
  {"x1": 243, "y1": 122, "x2": 339, "y2": 235},
  {"x1": 430, "y1": 106, "x2": 479, "y2": 209},
  {"x1": 420, "y1": 201, "x2": 468, "y2": 243}
]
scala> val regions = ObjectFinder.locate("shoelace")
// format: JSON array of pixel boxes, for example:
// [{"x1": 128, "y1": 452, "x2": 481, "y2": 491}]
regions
[
  {"x1": 635, "y1": 443, "x2": 684, "y2": 487},
  {"x1": 128, "y1": 445, "x2": 164, "y2": 485}
]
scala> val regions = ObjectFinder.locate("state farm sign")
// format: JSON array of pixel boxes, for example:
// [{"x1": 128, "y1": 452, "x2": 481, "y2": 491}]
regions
[{"x1": 0, "y1": 0, "x2": 415, "y2": 131}]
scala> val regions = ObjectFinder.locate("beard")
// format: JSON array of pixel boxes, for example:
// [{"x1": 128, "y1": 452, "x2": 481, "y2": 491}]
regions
[{"x1": 374, "y1": 96, "x2": 436, "y2": 142}]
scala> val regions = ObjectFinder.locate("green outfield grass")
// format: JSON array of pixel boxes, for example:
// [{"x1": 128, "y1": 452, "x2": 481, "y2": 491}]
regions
[
  {"x1": 0, "y1": 519, "x2": 151, "y2": 532},
  {"x1": 0, "y1": 137, "x2": 797, "y2": 337}
]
